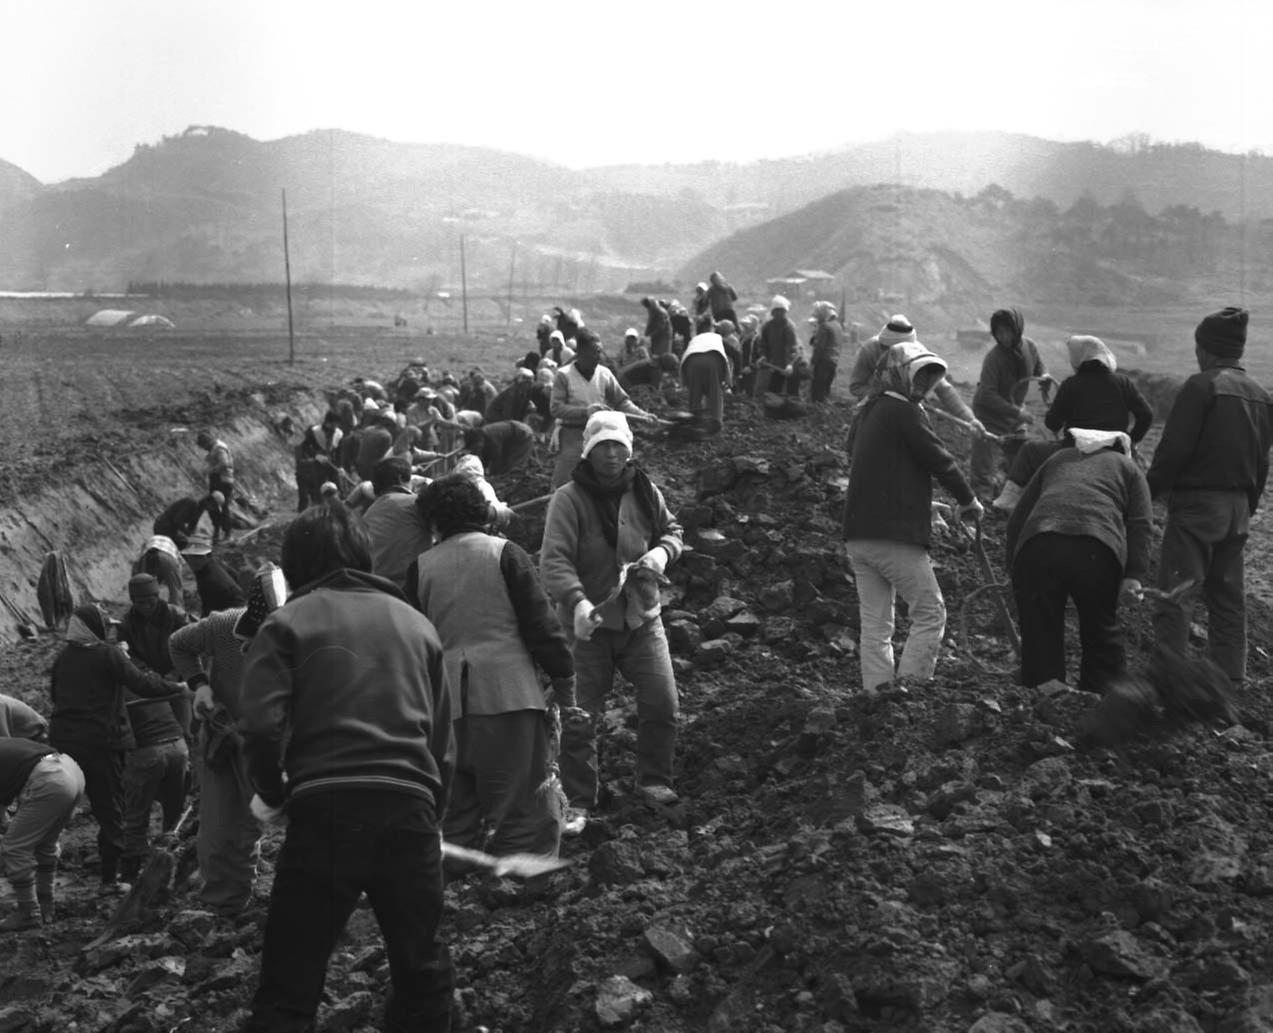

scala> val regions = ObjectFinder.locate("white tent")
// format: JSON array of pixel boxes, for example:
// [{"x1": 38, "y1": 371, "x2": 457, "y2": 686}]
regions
[
  {"x1": 129, "y1": 314, "x2": 175, "y2": 329},
  {"x1": 85, "y1": 309, "x2": 136, "y2": 327}
]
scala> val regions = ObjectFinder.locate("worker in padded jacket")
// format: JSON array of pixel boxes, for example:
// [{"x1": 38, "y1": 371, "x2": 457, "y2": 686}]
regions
[
  {"x1": 238, "y1": 504, "x2": 456, "y2": 1033},
  {"x1": 843, "y1": 342, "x2": 983, "y2": 694},
  {"x1": 971, "y1": 307, "x2": 1054, "y2": 498},
  {"x1": 1147, "y1": 306, "x2": 1273, "y2": 686},
  {"x1": 409, "y1": 475, "x2": 575, "y2": 860},
  {"x1": 541, "y1": 411, "x2": 684, "y2": 834},
  {"x1": 49, "y1": 603, "x2": 184, "y2": 893}
]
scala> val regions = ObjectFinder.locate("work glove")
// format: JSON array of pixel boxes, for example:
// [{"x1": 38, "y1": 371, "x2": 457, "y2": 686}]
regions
[
  {"x1": 189, "y1": 676, "x2": 214, "y2": 717},
  {"x1": 249, "y1": 794, "x2": 287, "y2": 827},
  {"x1": 548, "y1": 676, "x2": 578, "y2": 709},
  {"x1": 958, "y1": 498, "x2": 985, "y2": 523},
  {"x1": 636, "y1": 546, "x2": 668, "y2": 575},
  {"x1": 573, "y1": 599, "x2": 599, "y2": 642},
  {"x1": 1120, "y1": 578, "x2": 1144, "y2": 602},
  {"x1": 488, "y1": 501, "x2": 514, "y2": 531}
]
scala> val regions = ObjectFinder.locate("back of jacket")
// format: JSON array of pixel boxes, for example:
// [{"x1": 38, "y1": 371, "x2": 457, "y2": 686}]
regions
[{"x1": 1147, "y1": 365, "x2": 1273, "y2": 512}]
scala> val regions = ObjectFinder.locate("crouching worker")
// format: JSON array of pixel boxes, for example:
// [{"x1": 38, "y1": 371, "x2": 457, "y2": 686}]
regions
[
  {"x1": 409, "y1": 476, "x2": 575, "y2": 862},
  {"x1": 238, "y1": 505, "x2": 456, "y2": 1033},
  {"x1": 1006, "y1": 430, "x2": 1152, "y2": 693},
  {"x1": 843, "y1": 342, "x2": 982, "y2": 694},
  {"x1": 1, "y1": 735, "x2": 85, "y2": 929},
  {"x1": 540, "y1": 412, "x2": 684, "y2": 834}
]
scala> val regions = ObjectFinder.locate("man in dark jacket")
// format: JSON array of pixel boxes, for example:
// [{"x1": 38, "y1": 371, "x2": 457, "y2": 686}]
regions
[
  {"x1": 238, "y1": 505, "x2": 455, "y2": 1033},
  {"x1": 706, "y1": 271, "x2": 740, "y2": 329},
  {"x1": 641, "y1": 297, "x2": 673, "y2": 357},
  {"x1": 808, "y1": 301, "x2": 843, "y2": 403},
  {"x1": 180, "y1": 531, "x2": 246, "y2": 616},
  {"x1": 1147, "y1": 306, "x2": 1273, "y2": 685},
  {"x1": 758, "y1": 296, "x2": 799, "y2": 396},
  {"x1": 486, "y1": 369, "x2": 535, "y2": 424},
  {"x1": 363, "y1": 456, "x2": 431, "y2": 591},
  {"x1": 118, "y1": 574, "x2": 193, "y2": 880},
  {"x1": 971, "y1": 307, "x2": 1053, "y2": 498},
  {"x1": 462, "y1": 420, "x2": 535, "y2": 477},
  {"x1": 844, "y1": 343, "x2": 982, "y2": 693},
  {"x1": 154, "y1": 495, "x2": 218, "y2": 551}
]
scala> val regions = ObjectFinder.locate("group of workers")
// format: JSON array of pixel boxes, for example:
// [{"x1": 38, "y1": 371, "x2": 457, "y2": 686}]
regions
[
  {"x1": 845, "y1": 304, "x2": 1271, "y2": 708},
  {"x1": 2, "y1": 292, "x2": 1268, "y2": 1033}
]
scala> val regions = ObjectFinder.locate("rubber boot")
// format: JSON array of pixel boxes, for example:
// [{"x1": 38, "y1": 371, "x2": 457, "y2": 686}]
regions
[
  {"x1": 36, "y1": 866, "x2": 56, "y2": 925},
  {"x1": 1, "y1": 881, "x2": 41, "y2": 932}
]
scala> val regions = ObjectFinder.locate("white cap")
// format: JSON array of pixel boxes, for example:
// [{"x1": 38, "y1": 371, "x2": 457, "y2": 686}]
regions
[{"x1": 581, "y1": 411, "x2": 633, "y2": 459}]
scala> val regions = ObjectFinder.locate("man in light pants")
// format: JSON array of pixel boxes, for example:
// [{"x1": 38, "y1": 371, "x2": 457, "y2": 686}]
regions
[
  {"x1": 1, "y1": 735, "x2": 85, "y2": 930},
  {"x1": 843, "y1": 342, "x2": 982, "y2": 693}
]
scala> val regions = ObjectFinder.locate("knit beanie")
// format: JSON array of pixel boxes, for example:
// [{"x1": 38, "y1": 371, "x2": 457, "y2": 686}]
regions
[
  {"x1": 581, "y1": 411, "x2": 633, "y2": 459},
  {"x1": 128, "y1": 573, "x2": 160, "y2": 600},
  {"x1": 877, "y1": 314, "x2": 917, "y2": 347},
  {"x1": 1195, "y1": 306, "x2": 1248, "y2": 358}
]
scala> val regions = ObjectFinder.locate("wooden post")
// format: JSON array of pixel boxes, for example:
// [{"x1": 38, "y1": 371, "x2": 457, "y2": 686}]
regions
[
  {"x1": 460, "y1": 235, "x2": 469, "y2": 335},
  {"x1": 282, "y1": 189, "x2": 295, "y2": 365},
  {"x1": 506, "y1": 241, "x2": 517, "y2": 327}
]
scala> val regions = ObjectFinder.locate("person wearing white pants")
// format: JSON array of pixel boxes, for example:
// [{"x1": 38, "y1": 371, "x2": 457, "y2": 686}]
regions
[
  {"x1": 842, "y1": 341, "x2": 982, "y2": 693},
  {"x1": 1, "y1": 743, "x2": 85, "y2": 930}
]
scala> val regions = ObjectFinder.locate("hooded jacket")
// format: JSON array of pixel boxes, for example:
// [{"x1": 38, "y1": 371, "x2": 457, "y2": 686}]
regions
[{"x1": 973, "y1": 308, "x2": 1048, "y2": 433}]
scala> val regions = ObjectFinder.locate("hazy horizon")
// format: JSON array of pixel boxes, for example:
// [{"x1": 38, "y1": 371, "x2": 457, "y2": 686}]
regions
[{"x1": 4, "y1": 0, "x2": 1268, "y2": 184}]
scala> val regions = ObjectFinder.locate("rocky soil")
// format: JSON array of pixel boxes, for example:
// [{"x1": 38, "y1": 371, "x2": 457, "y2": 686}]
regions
[{"x1": 3, "y1": 374, "x2": 1273, "y2": 1033}]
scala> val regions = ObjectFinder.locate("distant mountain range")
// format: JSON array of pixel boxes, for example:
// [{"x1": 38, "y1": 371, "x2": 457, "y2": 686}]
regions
[{"x1": 1, "y1": 126, "x2": 1271, "y2": 294}]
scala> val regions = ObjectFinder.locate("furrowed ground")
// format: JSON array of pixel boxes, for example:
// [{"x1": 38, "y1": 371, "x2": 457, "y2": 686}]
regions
[{"x1": 2, "y1": 313, "x2": 1273, "y2": 1033}]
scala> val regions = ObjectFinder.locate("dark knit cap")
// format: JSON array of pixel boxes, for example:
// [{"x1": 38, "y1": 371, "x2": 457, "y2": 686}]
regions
[
  {"x1": 1195, "y1": 306, "x2": 1248, "y2": 358},
  {"x1": 128, "y1": 573, "x2": 160, "y2": 599}
]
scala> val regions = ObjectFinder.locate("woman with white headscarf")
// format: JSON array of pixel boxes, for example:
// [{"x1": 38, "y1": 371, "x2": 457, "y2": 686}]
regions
[
  {"x1": 843, "y1": 342, "x2": 982, "y2": 694},
  {"x1": 1005, "y1": 428, "x2": 1152, "y2": 693}
]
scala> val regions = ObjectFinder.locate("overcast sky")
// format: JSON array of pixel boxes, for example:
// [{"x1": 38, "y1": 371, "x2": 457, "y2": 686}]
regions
[{"x1": 3, "y1": 0, "x2": 1267, "y2": 183}]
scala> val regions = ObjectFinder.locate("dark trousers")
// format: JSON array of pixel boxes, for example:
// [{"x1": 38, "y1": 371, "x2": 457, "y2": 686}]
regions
[
  {"x1": 444, "y1": 710, "x2": 560, "y2": 859},
  {"x1": 1012, "y1": 533, "x2": 1124, "y2": 693},
  {"x1": 683, "y1": 353, "x2": 725, "y2": 429},
  {"x1": 121, "y1": 739, "x2": 190, "y2": 878},
  {"x1": 246, "y1": 791, "x2": 453, "y2": 1033},
  {"x1": 1153, "y1": 489, "x2": 1249, "y2": 681},
  {"x1": 51, "y1": 741, "x2": 124, "y2": 880},
  {"x1": 810, "y1": 359, "x2": 837, "y2": 403}
]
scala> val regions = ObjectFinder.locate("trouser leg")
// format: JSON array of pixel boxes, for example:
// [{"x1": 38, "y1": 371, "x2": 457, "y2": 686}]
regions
[
  {"x1": 889, "y1": 546, "x2": 948, "y2": 682},
  {"x1": 1206, "y1": 518, "x2": 1249, "y2": 681},
  {"x1": 196, "y1": 745, "x2": 260, "y2": 913},
  {"x1": 1154, "y1": 498, "x2": 1213, "y2": 659},
  {"x1": 560, "y1": 632, "x2": 613, "y2": 808},
  {"x1": 1066, "y1": 537, "x2": 1125, "y2": 693},
  {"x1": 1, "y1": 754, "x2": 84, "y2": 892},
  {"x1": 1013, "y1": 534, "x2": 1070, "y2": 688},
  {"x1": 56, "y1": 743, "x2": 124, "y2": 881},
  {"x1": 845, "y1": 541, "x2": 897, "y2": 693},
  {"x1": 121, "y1": 744, "x2": 164, "y2": 878},
  {"x1": 614, "y1": 620, "x2": 679, "y2": 791},
  {"x1": 970, "y1": 435, "x2": 1000, "y2": 498},
  {"x1": 466, "y1": 711, "x2": 560, "y2": 858}
]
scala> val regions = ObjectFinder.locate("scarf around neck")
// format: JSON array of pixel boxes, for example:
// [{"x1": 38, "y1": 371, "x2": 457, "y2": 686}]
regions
[{"x1": 572, "y1": 461, "x2": 659, "y2": 548}]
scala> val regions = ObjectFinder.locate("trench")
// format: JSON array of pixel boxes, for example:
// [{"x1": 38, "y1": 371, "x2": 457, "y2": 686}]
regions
[{"x1": 0, "y1": 389, "x2": 328, "y2": 643}]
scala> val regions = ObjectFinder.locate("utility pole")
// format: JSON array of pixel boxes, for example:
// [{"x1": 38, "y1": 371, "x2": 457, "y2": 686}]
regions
[
  {"x1": 506, "y1": 241, "x2": 517, "y2": 327},
  {"x1": 282, "y1": 189, "x2": 295, "y2": 365},
  {"x1": 460, "y1": 234, "x2": 469, "y2": 335}
]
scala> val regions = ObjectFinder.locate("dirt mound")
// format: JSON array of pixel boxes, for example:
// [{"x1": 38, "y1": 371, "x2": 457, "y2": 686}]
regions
[{"x1": 3, "y1": 383, "x2": 1273, "y2": 1033}]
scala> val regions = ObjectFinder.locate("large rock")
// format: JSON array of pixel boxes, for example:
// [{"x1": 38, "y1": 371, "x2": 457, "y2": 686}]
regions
[
  {"x1": 666, "y1": 620, "x2": 703, "y2": 655},
  {"x1": 968, "y1": 1015, "x2": 1033, "y2": 1033},
  {"x1": 643, "y1": 923, "x2": 697, "y2": 973},
  {"x1": 932, "y1": 704, "x2": 982, "y2": 748},
  {"x1": 596, "y1": 975, "x2": 653, "y2": 1027},
  {"x1": 1079, "y1": 930, "x2": 1166, "y2": 980},
  {"x1": 760, "y1": 580, "x2": 794, "y2": 613},
  {"x1": 695, "y1": 638, "x2": 735, "y2": 667},
  {"x1": 589, "y1": 841, "x2": 646, "y2": 886},
  {"x1": 699, "y1": 595, "x2": 747, "y2": 623}
]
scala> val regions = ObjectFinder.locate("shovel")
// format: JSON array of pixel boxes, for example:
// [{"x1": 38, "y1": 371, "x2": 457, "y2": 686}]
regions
[{"x1": 441, "y1": 842, "x2": 571, "y2": 879}]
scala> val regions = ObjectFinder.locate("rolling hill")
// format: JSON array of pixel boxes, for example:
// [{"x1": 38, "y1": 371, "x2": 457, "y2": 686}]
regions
[{"x1": 2, "y1": 127, "x2": 1271, "y2": 293}]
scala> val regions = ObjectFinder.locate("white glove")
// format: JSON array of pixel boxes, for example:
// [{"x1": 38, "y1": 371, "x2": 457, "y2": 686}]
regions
[
  {"x1": 573, "y1": 599, "x2": 598, "y2": 642},
  {"x1": 193, "y1": 684, "x2": 215, "y2": 716},
  {"x1": 250, "y1": 794, "x2": 287, "y2": 826},
  {"x1": 637, "y1": 546, "x2": 668, "y2": 575}
]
